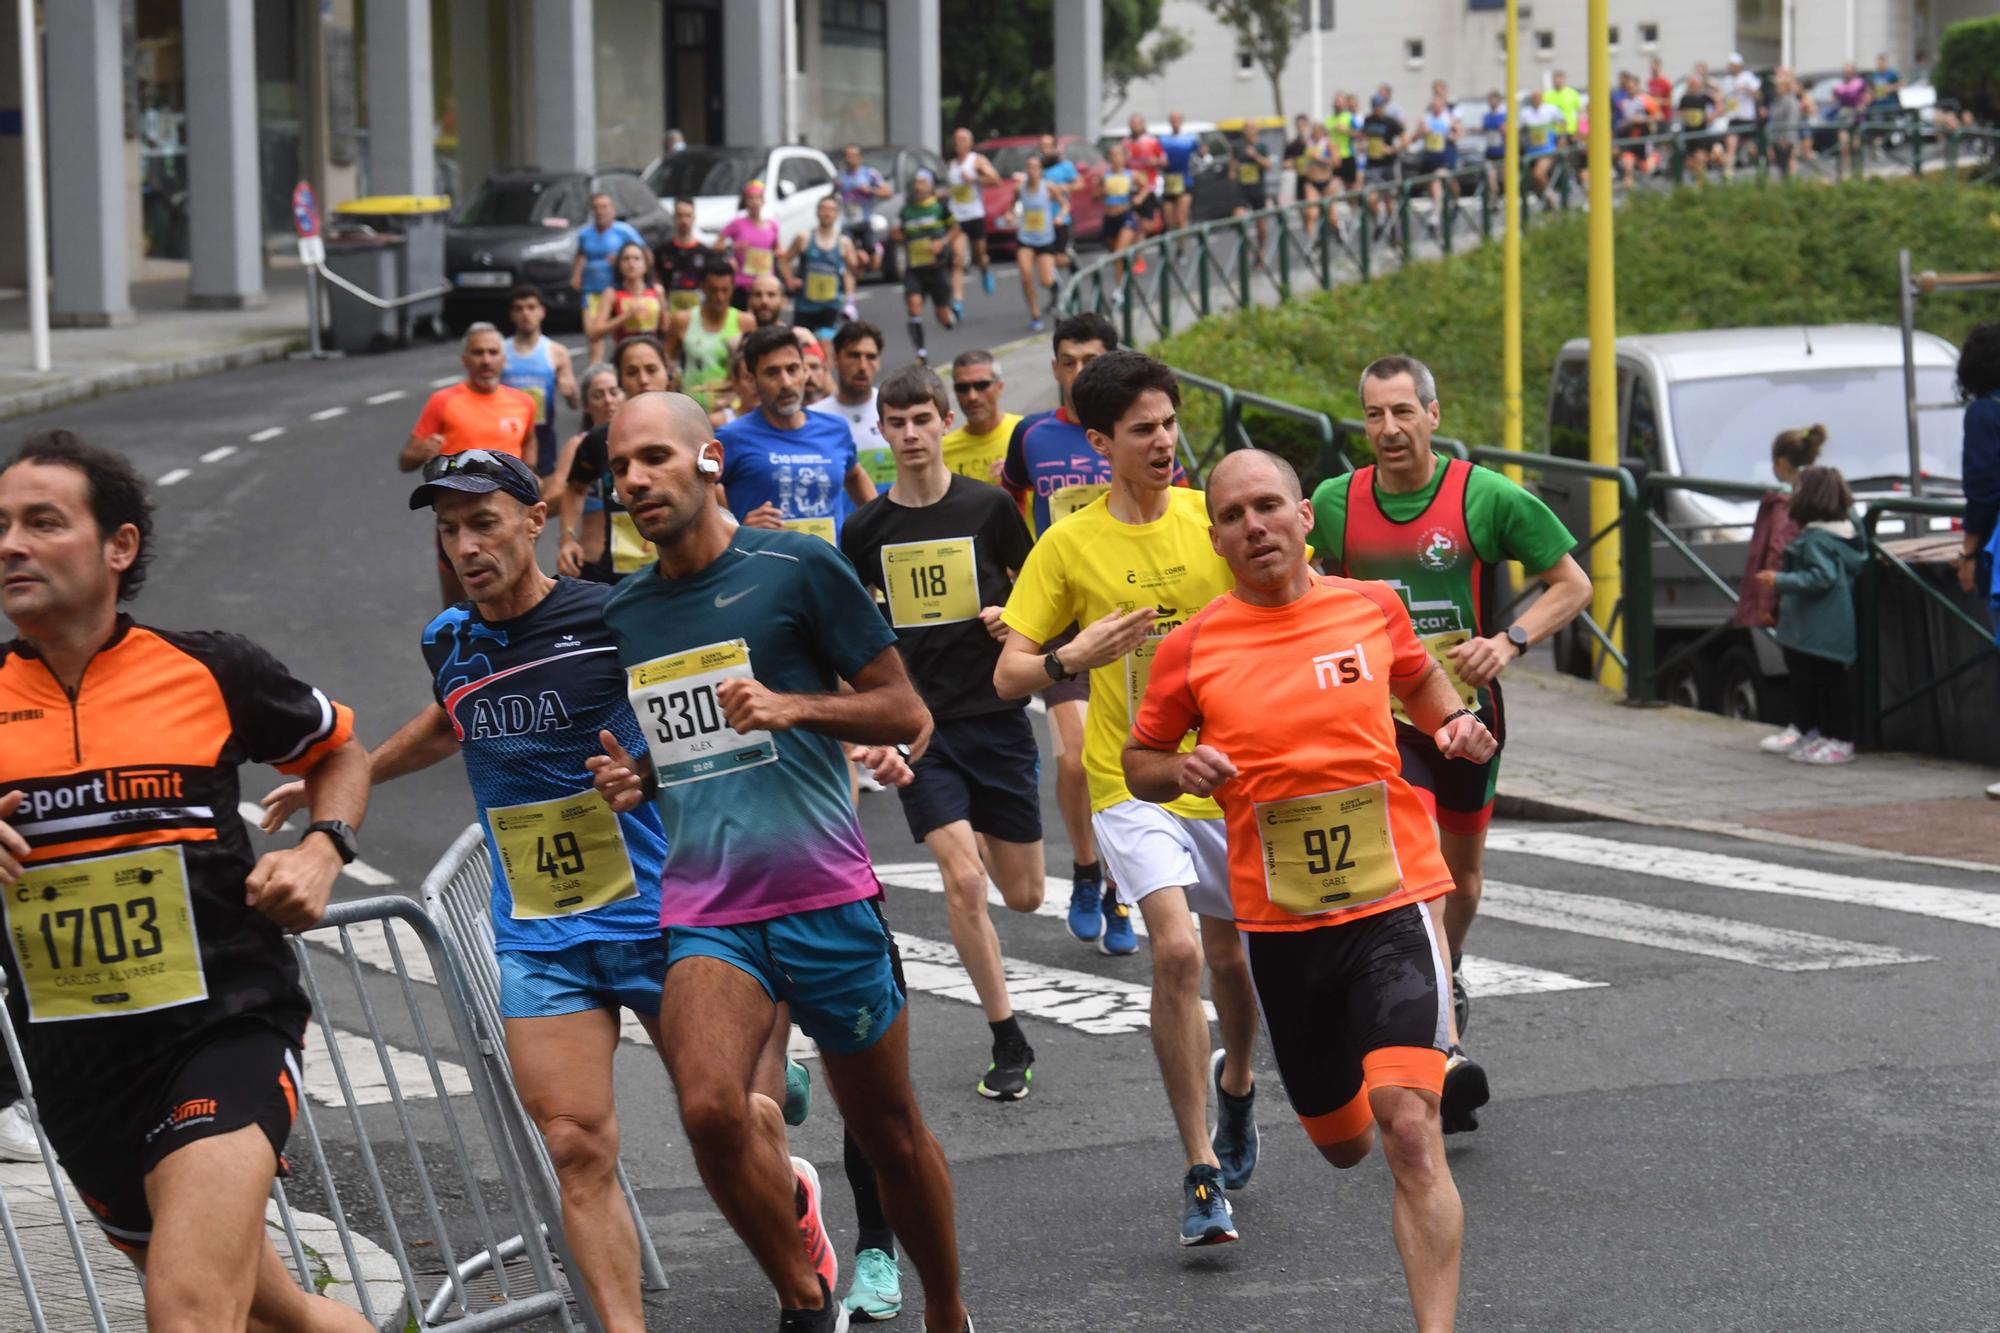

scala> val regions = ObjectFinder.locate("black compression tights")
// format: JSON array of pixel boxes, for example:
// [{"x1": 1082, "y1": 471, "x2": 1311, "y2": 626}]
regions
[{"x1": 843, "y1": 1125, "x2": 897, "y2": 1258}]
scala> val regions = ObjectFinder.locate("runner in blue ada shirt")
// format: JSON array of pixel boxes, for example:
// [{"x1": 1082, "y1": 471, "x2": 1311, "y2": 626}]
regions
[
  {"x1": 257, "y1": 447, "x2": 673, "y2": 1332},
  {"x1": 586, "y1": 390, "x2": 970, "y2": 1331},
  {"x1": 718, "y1": 324, "x2": 876, "y2": 542}
]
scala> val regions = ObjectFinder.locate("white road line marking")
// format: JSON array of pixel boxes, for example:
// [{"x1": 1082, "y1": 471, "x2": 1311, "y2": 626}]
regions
[
  {"x1": 365, "y1": 389, "x2": 408, "y2": 405},
  {"x1": 1481, "y1": 881, "x2": 1929, "y2": 971},
  {"x1": 898, "y1": 932, "x2": 1209, "y2": 1034},
  {"x1": 876, "y1": 861, "x2": 1602, "y2": 997},
  {"x1": 157, "y1": 468, "x2": 192, "y2": 486},
  {"x1": 302, "y1": 1028, "x2": 473, "y2": 1107},
  {"x1": 309, "y1": 406, "x2": 348, "y2": 422},
  {"x1": 1486, "y1": 830, "x2": 2000, "y2": 930},
  {"x1": 200, "y1": 445, "x2": 237, "y2": 464},
  {"x1": 302, "y1": 918, "x2": 437, "y2": 987},
  {"x1": 239, "y1": 799, "x2": 288, "y2": 832},
  {"x1": 1027, "y1": 695, "x2": 1046, "y2": 714},
  {"x1": 249, "y1": 426, "x2": 286, "y2": 443},
  {"x1": 430, "y1": 374, "x2": 460, "y2": 388},
  {"x1": 341, "y1": 858, "x2": 396, "y2": 887}
]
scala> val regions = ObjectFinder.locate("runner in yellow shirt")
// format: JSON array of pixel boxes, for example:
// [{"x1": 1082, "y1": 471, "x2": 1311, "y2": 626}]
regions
[
  {"x1": 994, "y1": 350, "x2": 1262, "y2": 1247},
  {"x1": 939, "y1": 350, "x2": 1020, "y2": 486}
]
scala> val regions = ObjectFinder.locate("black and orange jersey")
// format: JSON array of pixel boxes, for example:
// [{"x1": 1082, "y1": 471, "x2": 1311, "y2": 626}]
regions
[{"x1": 0, "y1": 616, "x2": 354, "y2": 1090}]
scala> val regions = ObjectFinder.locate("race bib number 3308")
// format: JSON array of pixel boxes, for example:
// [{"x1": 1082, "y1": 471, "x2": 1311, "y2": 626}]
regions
[
  {"x1": 7, "y1": 847, "x2": 206, "y2": 1023},
  {"x1": 627, "y1": 639, "x2": 780, "y2": 786}
]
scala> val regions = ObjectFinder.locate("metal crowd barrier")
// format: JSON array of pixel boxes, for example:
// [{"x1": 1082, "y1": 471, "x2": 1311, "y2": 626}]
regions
[{"x1": 418, "y1": 822, "x2": 670, "y2": 1328}]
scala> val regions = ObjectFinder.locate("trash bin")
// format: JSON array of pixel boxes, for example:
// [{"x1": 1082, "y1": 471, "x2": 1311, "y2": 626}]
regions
[
  {"x1": 324, "y1": 233, "x2": 404, "y2": 353},
  {"x1": 332, "y1": 195, "x2": 450, "y2": 336}
]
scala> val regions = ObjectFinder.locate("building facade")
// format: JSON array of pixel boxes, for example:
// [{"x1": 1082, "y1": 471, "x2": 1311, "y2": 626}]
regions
[
  {"x1": 1119, "y1": 0, "x2": 1984, "y2": 126},
  {"x1": 0, "y1": 0, "x2": 1122, "y2": 326}
]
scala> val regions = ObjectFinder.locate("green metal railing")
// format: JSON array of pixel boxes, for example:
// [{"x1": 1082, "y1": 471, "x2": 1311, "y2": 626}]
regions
[
  {"x1": 1856, "y1": 497, "x2": 2000, "y2": 749},
  {"x1": 1056, "y1": 123, "x2": 2000, "y2": 346}
]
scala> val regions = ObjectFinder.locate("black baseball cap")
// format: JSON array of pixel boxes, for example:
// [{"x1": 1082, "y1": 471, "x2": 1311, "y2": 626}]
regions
[{"x1": 408, "y1": 448, "x2": 543, "y2": 510}]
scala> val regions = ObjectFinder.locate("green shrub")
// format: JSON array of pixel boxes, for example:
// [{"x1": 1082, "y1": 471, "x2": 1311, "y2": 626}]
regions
[
  {"x1": 1935, "y1": 16, "x2": 2000, "y2": 128},
  {"x1": 1156, "y1": 177, "x2": 1999, "y2": 484}
]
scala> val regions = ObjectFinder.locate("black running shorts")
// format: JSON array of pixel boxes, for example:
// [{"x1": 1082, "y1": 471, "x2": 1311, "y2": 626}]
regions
[
  {"x1": 1245, "y1": 904, "x2": 1450, "y2": 1147},
  {"x1": 897, "y1": 708, "x2": 1042, "y2": 844},
  {"x1": 957, "y1": 216, "x2": 987, "y2": 244},
  {"x1": 903, "y1": 264, "x2": 953, "y2": 308},
  {"x1": 49, "y1": 1018, "x2": 304, "y2": 1250}
]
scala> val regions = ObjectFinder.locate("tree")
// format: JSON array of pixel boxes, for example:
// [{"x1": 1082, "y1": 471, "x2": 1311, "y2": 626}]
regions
[
  {"x1": 1934, "y1": 16, "x2": 2000, "y2": 130},
  {"x1": 1203, "y1": 0, "x2": 1300, "y2": 121},
  {"x1": 938, "y1": 0, "x2": 1187, "y2": 141}
]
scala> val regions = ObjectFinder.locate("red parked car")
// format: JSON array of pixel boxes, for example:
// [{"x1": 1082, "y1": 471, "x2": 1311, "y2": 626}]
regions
[{"x1": 974, "y1": 134, "x2": 1112, "y2": 253}]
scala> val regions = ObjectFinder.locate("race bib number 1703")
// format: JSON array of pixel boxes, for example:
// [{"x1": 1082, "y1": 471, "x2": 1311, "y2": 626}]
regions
[{"x1": 7, "y1": 847, "x2": 206, "y2": 1023}]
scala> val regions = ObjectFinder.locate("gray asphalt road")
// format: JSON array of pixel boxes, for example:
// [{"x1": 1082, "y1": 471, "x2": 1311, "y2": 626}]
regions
[{"x1": 3, "y1": 340, "x2": 1995, "y2": 1332}]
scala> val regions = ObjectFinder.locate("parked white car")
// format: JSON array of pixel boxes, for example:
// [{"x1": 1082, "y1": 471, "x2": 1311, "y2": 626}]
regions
[{"x1": 642, "y1": 145, "x2": 839, "y2": 248}]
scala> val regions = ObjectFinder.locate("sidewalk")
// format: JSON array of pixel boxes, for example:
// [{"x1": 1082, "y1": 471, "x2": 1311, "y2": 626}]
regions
[
  {"x1": 1498, "y1": 665, "x2": 1999, "y2": 867},
  {"x1": 0, "y1": 262, "x2": 309, "y2": 421}
]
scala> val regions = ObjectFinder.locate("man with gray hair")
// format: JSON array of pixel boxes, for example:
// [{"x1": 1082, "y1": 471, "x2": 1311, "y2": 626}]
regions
[
  {"x1": 400, "y1": 321, "x2": 541, "y2": 603},
  {"x1": 1309, "y1": 354, "x2": 1593, "y2": 1135}
]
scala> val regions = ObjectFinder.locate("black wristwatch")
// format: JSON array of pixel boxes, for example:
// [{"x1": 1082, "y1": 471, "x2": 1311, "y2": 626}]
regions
[
  {"x1": 1504, "y1": 624, "x2": 1531, "y2": 657},
  {"x1": 1044, "y1": 650, "x2": 1075, "y2": 683},
  {"x1": 1441, "y1": 708, "x2": 1477, "y2": 728},
  {"x1": 302, "y1": 820, "x2": 359, "y2": 865}
]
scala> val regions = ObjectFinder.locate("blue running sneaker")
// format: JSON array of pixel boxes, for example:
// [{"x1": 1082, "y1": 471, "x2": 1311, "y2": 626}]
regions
[
  {"x1": 1066, "y1": 879, "x2": 1104, "y2": 943},
  {"x1": 1209, "y1": 1049, "x2": 1258, "y2": 1189},
  {"x1": 980, "y1": 267, "x2": 995, "y2": 295},
  {"x1": 1099, "y1": 900, "x2": 1139, "y2": 956},
  {"x1": 951, "y1": 299, "x2": 965, "y2": 321},
  {"x1": 783, "y1": 1058, "x2": 812, "y2": 1127},
  {"x1": 1029, "y1": 317, "x2": 1045, "y2": 332},
  {"x1": 1180, "y1": 1164, "x2": 1238, "y2": 1246},
  {"x1": 841, "y1": 1247, "x2": 902, "y2": 1323}
]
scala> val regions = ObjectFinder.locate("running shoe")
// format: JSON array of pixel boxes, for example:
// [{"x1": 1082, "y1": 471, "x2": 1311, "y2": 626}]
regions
[
  {"x1": 1179, "y1": 1164, "x2": 1238, "y2": 1246},
  {"x1": 784, "y1": 1058, "x2": 812, "y2": 1127},
  {"x1": 793, "y1": 1157, "x2": 839, "y2": 1295},
  {"x1": 1208, "y1": 1049, "x2": 1259, "y2": 1190},
  {"x1": 978, "y1": 1033, "x2": 1035, "y2": 1101},
  {"x1": 1791, "y1": 737, "x2": 1855, "y2": 765},
  {"x1": 841, "y1": 1247, "x2": 903, "y2": 1324},
  {"x1": 1440, "y1": 1045, "x2": 1490, "y2": 1135},
  {"x1": 0, "y1": 1100, "x2": 40, "y2": 1163},
  {"x1": 1758, "y1": 724, "x2": 1811, "y2": 754},
  {"x1": 779, "y1": 1276, "x2": 851, "y2": 1332},
  {"x1": 1066, "y1": 878, "x2": 1105, "y2": 943},
  {"x1": 1099, "y1": 900, "x2": 1139, "y2": 956},
  {"x1": 1029, "y1": 317, "x2": 1045, "y2": 332},
  {"x1": 1452, "y1": 969, "x2": 1470, "y2": 1039},
  {"x1": 981, "y1": 267, "x2": 995, "y2": 295},
  {"x1": 951, "y1": 300, "x2": 965, "y2": 321}
]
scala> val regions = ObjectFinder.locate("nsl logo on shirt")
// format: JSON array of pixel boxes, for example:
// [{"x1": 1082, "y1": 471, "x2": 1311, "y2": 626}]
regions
[{"x1": 1313, "y1": 644, "x2": 1374, "y2": 690}]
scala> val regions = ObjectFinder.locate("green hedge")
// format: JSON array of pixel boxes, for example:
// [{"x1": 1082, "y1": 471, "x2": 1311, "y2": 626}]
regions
[
  {"x1": 1156, "y1": 176, "x2": 1999, "y2": 482},
  {"x1": 1935, "y1": 16, "x2": 2000, "y2": 129}
]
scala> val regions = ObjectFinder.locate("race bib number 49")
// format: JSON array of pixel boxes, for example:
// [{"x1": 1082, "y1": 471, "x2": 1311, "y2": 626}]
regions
[
  {"x1": 627, "y1": 639, "x2": 780, "y2": 786},
  {"x1": 490, "y1": 791, "x2": 638, "y2": 919},
  {"x1": 1256, "y1": 783, "x2": 1404, "y2": 918},
  {"x1": 7, "y1": 847, "x2": 206, "y2": 1023}
]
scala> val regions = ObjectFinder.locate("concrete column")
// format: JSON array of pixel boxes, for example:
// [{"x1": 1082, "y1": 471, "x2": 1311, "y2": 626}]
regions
[
  {"x1": 449, "y1": 0, "x2": 503, "y2": 199},
  {"x1": 46, "y1": 0, "x2": 129, "y2": 325},
  {"x1": 724, "y1": 0, "x2": 783, "y2": 146},
  {"x1": 885, "y1": 0, "x2": 940, "y2": 152},
  {"x1": 1053, "y1": 0, "x2": 1102, "y2": 142},
  {"x1": 367, "y1": 0, "x2": 434, "y2": 195},
  {"x1": 183, "y1": 0, "x2": 263, "y2": 308},
  {"x1": 531, "y1": 0, "x2": 593, "y2": 170}
]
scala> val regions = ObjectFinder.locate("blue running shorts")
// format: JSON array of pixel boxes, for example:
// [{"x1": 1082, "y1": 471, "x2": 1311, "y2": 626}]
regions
[{"x1": 497, "y1": 937, "x2": 668, "y2": 1019}]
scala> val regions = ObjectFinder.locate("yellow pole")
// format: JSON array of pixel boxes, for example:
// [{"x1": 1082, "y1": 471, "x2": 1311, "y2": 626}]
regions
[
  {"x1": 1586, "y1": 0, "x2": 1623, "y2": 690},
  {"x1": 1501, "y1": 0, "x2": 1522, "y2": 481}
]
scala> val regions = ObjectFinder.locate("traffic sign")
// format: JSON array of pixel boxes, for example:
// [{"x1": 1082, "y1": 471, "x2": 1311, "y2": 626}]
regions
[
  {"x1": 291, "y1": 181, "x2": 321, "y2": 239},
  {"x1": 297, "y1": 234, "x2": 325, "y2": 266}
]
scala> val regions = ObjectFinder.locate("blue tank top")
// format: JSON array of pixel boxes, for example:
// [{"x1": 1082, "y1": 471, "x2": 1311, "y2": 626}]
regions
[
  {"x1": 799, "y1": 231, "x2": 846, "y2": 309},
  {"x1": 1016, "y1": 181, "x2": 1057, "y2": 247},
  {"x1": 502, "y1": 334, "x2": 558, "y2": 425}
]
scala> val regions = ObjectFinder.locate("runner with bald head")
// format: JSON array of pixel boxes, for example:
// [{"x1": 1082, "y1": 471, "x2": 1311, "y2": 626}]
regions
[
  {"x1": 1125, "y1": 442, "x2": 1494, "y2": 1333},
  {"x1": 748, "y1": 273, "x2": 789, "y2": 330},
  {"x1": 589, "y1": 392, "x2": 972, "y2": 1332}
]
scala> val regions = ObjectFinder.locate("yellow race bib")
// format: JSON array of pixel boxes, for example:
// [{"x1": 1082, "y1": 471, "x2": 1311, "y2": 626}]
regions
[
  {"x1": 7, "y1": 847, "x2": 205, "y2": 1023},
  {"x1": 489, "y1": 791, "x2": 637, "y2": 919},
  {"x1": 668, "y1": 289, "x2": 703, "y2": 311},
  {"x1": 743, "y1": 247, "x2": 774, "y2": 275},
  {"x1": 1425, "y1": 131, "x2": 1446, "y2": 152},
  {"x1": 627, "y1": 639, "x2": 780, "y2": 786},
  {"x1": 909, "y1": 237, "x2": 939, "y2": 268},
  {"x1": 1256, "y1": 783, "x2": 1403, "y2": 918},
  {"x1": 1388, "y1": 631, "x2": 1479, "y2": 727},
  {"x1": 880, "y1": 539, "x2": 980, "y2": 628},
  {"x1": 805, "y1": 272, "x2": 839, "y2": 303},
  {"x1": 1164, "y1": 171, "x2": 1186, "y2": 196},
  {"x1": 610, "y1": 511, "x2": 655, "y2": 575},
  {"x1": 951, "y1": 182, "x2": 976, "y2": 206},
  {"x1": 1023, "y1": 207, "x2": 1049, "y2": 235},
  {"x1": 781, "y1": 516, "x2": 837, "y2": 545},
  {"x1": 1047, "y1": 482, "x2": 1108, "y2": 524},
  {"x1": 1237, "y1": 162, "x2": 1260, "y2": 185}
]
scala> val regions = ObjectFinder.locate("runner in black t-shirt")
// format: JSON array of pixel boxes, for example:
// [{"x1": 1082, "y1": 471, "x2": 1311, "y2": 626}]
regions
[
  {"x1": 1360, "y1": 96, "x2": 1406, "y2": 234},
  {"x1": 1676, "y1": 69, "x2": 1721, "y2": 185},
  {"x1": 839, "y1": 363, "x2": 1046, "y2": 1104},
  {"x1": 655, "y1": 197, "x2": 711, "y2": 313}
]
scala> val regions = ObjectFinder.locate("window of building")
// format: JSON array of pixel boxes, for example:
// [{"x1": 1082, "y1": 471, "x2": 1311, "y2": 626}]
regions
[
  {"x1": 1405, "y1": 38, "x2": 1425, "y2": 67},
  {"x1": 1295, "y1": 0, "x2": 1335, "y2": 27},
  {"x1": 1639, "y1": 22, "x2": 1661, "y2": 49},
  {"x1": 818, "y1": 0, "x2": 886, "y2": 147},
  {"x1": 1608, "y1": 25, "x2": 1620, "y2": 50},
  {"x1": 1536, "y1": 30, "x2": 1556, "y2": 58},
  {"x1": 1238, "y1": 48, "x2": 1255, "y2": 75},
  {"x1": 594, "y1": 0, "x2": 666, "y2": 177}
]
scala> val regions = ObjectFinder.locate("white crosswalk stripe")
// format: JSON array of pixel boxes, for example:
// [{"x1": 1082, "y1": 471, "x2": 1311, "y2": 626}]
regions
[
  {"x1": 302, "y1": 1027, "x2": 472, "y2": 1107},
  {"x1": 1486, "y1": 829, "x2": 2000, "y2": 929},
  {"x1": 897, "y1": 933, "x2": 1212, "y2": 1035},
  {"x1": 1481, "y1": 881, "x2": 1929, "y2": 971}
]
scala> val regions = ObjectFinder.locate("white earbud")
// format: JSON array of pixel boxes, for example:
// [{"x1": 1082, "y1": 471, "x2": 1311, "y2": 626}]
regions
[{"x1": 697, "y1": 455, "x2": 722, "y2": 477}]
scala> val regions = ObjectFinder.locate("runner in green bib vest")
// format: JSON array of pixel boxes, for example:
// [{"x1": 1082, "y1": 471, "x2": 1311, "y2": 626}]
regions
[{"x1": 1308, "y1": 355, "x2": 1592, "y2": 1133}]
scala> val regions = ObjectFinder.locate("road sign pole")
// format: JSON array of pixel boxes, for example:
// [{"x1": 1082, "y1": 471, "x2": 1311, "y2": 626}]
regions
[
  {"x1": 1502, "y1": 0, "x2": 1522, "y2": 481},
  {"x1": 17, "y1": 0, "x2": 49, "y2": 373},
  {"x1": 1587, "y1": 0, "x2": 1624, "y2": 691}
]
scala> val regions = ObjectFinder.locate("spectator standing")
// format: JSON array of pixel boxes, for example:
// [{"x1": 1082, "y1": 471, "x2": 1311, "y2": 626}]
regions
[
  {"x1": 1954, "y1": 322, "x2": 2000, "y2": 600},
  {"x1": 1756, "y1": 467, "x2": 1866, "y2": 765},
  {"x1": 1739, "y1": 424, "x2": 1825, "y2": 643}
]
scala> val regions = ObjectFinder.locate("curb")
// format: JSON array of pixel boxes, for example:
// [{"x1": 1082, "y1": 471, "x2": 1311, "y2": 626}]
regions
[{"x1": 0, "y1": 334, "x2": 306, "y2": 422}]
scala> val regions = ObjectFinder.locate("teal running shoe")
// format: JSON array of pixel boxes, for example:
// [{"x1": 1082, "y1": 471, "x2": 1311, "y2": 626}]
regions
[
  {"x1": 841, "y1": 1246, "x2": 903, "y2": 1323},
  {"x1": 784, "y1": 1058, "x2": 812, "y2": 1127}
]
